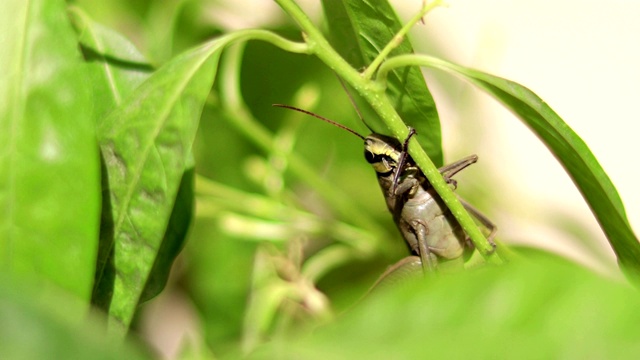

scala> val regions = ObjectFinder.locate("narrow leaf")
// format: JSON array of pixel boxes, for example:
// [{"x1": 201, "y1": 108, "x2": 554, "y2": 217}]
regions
[
  {"x1": 421, "y1": 57, "x2": 640, "y2": 278},
  {"x1": 95, "y1": 41, "x2": 222, "y2": 332},
  {"x1": 322, "y1": 0, "x2": 443, "y2": 166},
  {"x1": 0, "y1": 0, "x2": 100, "y2": 301}
]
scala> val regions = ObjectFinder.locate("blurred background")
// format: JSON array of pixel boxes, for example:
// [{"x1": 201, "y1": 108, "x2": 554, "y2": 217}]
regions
[
  {"x1": 71, "y1": 0, "x2": 640, "y2": 357},
  {"x1": 403, "y1": 0, "x2": 640, "y2": 273}
]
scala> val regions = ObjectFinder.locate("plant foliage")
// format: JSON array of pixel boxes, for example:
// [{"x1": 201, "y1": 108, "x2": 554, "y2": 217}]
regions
[{"x1": 0, "y1": 0, "x2": 638, "y2": 358}]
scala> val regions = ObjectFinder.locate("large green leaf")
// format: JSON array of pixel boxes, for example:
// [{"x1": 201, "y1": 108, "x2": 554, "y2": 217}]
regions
[
  {"x1": 251, "y1": 254, "x2": 640, "y2": 358},
  {"x1": 68, "y1": 8, "x2": 193, "y2": 308},
  {"x1": 0, "y1": 0, "x2": 100, "y2": 302},
  {"x1": 412, "y1": 57, "x2": 640, "y2": 279},
  {"x1": 94, "y1": 41, "x2": 222, "y2": 333},
  {"x1": 322, "y1": 0, "x2": 443, "y2": 166},
  {"x1": 0, "y1": 277, "x2": 149, "y2": 359},
  {"x1": 67, "y1": 9, "x2": 167, "y2": 309}
]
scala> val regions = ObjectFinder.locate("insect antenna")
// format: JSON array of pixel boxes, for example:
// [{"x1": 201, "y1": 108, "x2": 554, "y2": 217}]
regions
[
  {"x1": 272, "y1": 104, "x2": 365, "y2": 140},
  {"x1": 336, "y1": 76, "x2": 365, "y2": 123},
  {"x1": 335, "y1": 75, "x2": 372, "y2": 132}
]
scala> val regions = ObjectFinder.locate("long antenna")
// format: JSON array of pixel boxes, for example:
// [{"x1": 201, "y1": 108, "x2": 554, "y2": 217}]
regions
[
  {"x1": 335, "y1": 75, "x2": 366, "y2": 126},
  {"x1": 273, "y1": 104, "x2": 365, "y2": 140}
]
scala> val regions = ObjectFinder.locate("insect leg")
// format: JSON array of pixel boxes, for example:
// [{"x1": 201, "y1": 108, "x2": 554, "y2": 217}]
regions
[
  {"x1": 390, "y1": 127, "x2": 417, "y2": 196},
  {"x1": 392, "y1": 176, "x2": 419, "y2": 197},
  {"x1": 413, "y1": 221, "x2": 436, "y2": 273},
  {"x1": 459, "y1": 197, "x2": 497, "y2": 249},
  {"x1": 438, "y1": 155, "x2": 478, "y2": 188},
  {"x1": 368, "y1": 256, "x2": 423, "y2": 293}
]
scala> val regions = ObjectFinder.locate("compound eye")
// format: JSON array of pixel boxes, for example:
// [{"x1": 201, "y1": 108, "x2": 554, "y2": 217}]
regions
[{"x1": 364, "y1": 150, "x2": 377, "y2": 164}]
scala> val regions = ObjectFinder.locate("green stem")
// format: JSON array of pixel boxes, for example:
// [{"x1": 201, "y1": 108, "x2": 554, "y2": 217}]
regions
[
  {"x1": 274, "y1": 0, "x2": 366, "y2": 92},
  {"x1": 220, "y1": 28, "x2": 311, "y2": 55},
  {"x1": 377, "y1": 54, "x2": 453, "y2": 83},
  {"x1": 363, "y1": 0, "x2": 444, "y2": 80},
  {"x1": 196, "y1": 176, "x2": 377, "y2": 254},
  {"x1": 378, "y1": 54, "x2": 502, "y2": 259},
  {"x1": 276, "y1": 0, "x2": 501, "y2": 264}
]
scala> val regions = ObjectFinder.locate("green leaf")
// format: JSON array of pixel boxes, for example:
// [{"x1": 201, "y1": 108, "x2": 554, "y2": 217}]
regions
[
  {"x1": 139, "y1": 161, "x2": 194, "y2": 303},
  {"x1": 67, "y1": 6, "x2": 153, "y2": 119},
  {"x1": 322, "y1": 0, "x2": 443, "y2": 166},
  {"x1": 94, "y1": 41, "x2": 222, "y2": 333},
  {"x1": 416, "y1": 58, "x2": 640, "y2": 279},
  {"x1": 0, "y1": 0, "x2": 101, "y2": 301},
  {"x1": 0, "y1": 276, "x2": 149, "y2": 359},
  {"x1": 70, "y1": 11, "x2": 153, "y2": 307},
  {"x1": 68, "y1": 9, "x2": 194, "y2": 307},
  {"x1": 186, "y1": 228, "x2": 256, "y2": 356},
  {"x1": 251, "y1": 255, "x2": 640, "y2": 358}
]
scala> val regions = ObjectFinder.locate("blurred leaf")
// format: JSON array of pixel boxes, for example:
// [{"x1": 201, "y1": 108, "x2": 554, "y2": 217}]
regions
[
  {"x1": 67, "y1": 8, "x2": 160, "y2": 308},
  {"x1": 0, "y1": 0, "x2": 100, "y2": 301},
  {"x1": 251, "y1": 255, "x2": 640, "y2": 359},
  {"x1": 169, "y1": 1, "x2": 224, "y2": 58},
  {"x1": 68, "y1": 6, "x2": 153, "y2": 119},
  {"x1": 145, "y1": 0, "x2": 224, "y2": 63},
  {"x1": 144, "y1": 0, "x2": 187, "y2": 63},
  {"x1": 69, "y1": 0, "x2": 150, "y2": 41},
  {"x1": 186, "y1": 224, "x2": 257, "y2": 356},
  {"x1": 94, "y1": 41, "x2": 222, "y2": 333},
  {"x1": 322, "y1": 0, "x2": 443, "y2": 166},
  {"x1": 0, "y1": 277, "x2": 149, "y2": 359},
  {"x1": 419, "y1": 58, "x2": 640, "y2": 280}
]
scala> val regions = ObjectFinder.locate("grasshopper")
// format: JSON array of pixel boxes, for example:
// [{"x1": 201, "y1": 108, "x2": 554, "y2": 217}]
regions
[{"x1": 273, "y1": 104, "x2": 496, "y2": 275}]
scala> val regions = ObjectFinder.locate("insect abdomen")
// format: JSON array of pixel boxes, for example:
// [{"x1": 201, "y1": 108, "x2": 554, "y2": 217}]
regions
[{"x1": 398, "y1": 187, "x2": 467, "y2": 260}]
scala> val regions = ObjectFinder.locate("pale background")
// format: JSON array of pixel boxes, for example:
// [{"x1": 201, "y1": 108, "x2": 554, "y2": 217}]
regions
[{"x1": 401, "y1": 0, "x2": 640, "y2": 273}]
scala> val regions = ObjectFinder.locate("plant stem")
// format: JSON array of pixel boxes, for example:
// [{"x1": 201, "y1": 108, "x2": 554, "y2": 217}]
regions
[
  {"x1": 378, "y1": 54, "x2": 506, "y2": 258},
  {"x1": 196, "y1": 176, "x2": 377, "y2": 254},
  {"x1": 362, "y1": 0, "x2": 444, "y2": 80}
]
